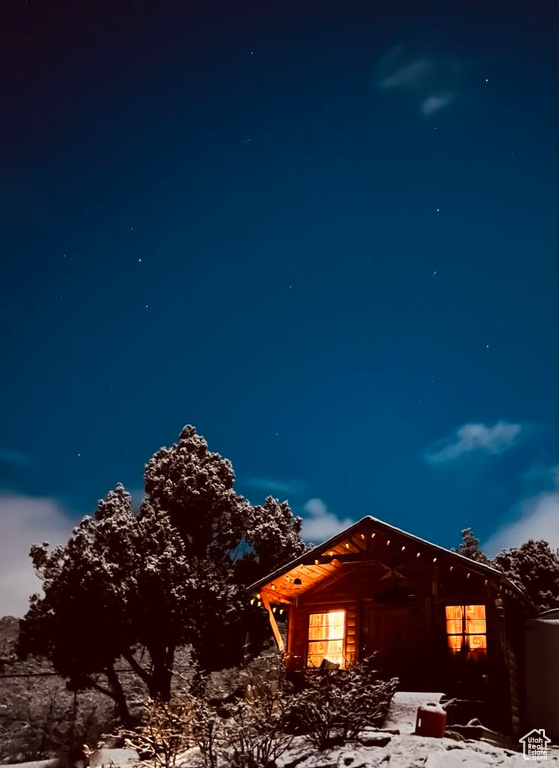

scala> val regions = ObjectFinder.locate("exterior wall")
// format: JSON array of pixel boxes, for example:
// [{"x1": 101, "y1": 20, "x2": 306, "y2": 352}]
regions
[
  {"x1": 286, "y1": 563, "x2": 432, "y2": 675},
  {"x1": 283, "y1": 560, "x2": 527, "y2": 735},
  {"x1": 525, "y1": 609, "x2": 559, "y2": 742},
  {"x1": 505, "y1": 595, "x2": 528, "y2": 736}
]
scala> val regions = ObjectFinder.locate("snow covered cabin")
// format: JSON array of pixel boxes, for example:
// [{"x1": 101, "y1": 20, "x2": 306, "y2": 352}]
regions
[{"x1": 248, "y1": 516, "x2": 534, "y2": 736}]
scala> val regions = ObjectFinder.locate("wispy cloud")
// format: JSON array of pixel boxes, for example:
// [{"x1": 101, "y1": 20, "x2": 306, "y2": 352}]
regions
[
  {"x1": 246, "y1": 477, "x2": 306, "y2": 496},
  {"x1": 374, "y1": 45, "x2": 464, "y2": 118},
  {"x1": 129, "y1": 487, "x2": 146, "y2": 511},
  {"x1": 0, "y1": 493, "x2": 72, "y2": 617},
  {"x1": 424, "y1": 421, "x2": 523, "y2": 464},
  {"x1": 484, "y1": 465, "x2": 559, "y2": 555},
  {"x1": 301, "y1": 498, "x2": 354, "y2": 544},
  {"x1": 420, "y1": 93, "x2": 454, "y2": 116},
  {"x1": 378, "y1": 56, "x2": 433, "y2": 90},
  {"x1": 0, "y1": 449, "x2": 32, "y2": 466}
]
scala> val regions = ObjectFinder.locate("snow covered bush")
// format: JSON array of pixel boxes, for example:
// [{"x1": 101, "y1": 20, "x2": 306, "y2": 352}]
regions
[
  {"x1": 286, "y1": 656, "x2": 398, "y2": 749},
  {"x1": 188, "y1": 652, "x2": 293, "y2": 768},
  {"x1": 122, "y1": 699, "x2": 194, "y2": 768},
  {"x1": 216, "y1": 695, "x2": 293, "y2": 768}
]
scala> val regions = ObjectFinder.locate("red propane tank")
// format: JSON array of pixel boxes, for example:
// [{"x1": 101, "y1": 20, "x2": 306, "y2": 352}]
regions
[{"x1": 415, "y1": 701, "x2": 447, "y2": 738}]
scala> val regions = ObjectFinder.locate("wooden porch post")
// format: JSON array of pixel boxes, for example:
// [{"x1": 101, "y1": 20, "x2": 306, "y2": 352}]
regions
[{"x1": 261, "y1": 593, "x2": 285, "y2": 652}]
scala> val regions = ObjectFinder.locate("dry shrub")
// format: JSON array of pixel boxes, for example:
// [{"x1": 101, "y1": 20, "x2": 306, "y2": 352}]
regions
[
  {"x1": 122, "y1": 699, "x2": 194, "y2": 768},
  {"x1": 191, "y1": 652, "x2": 293, "y2": 768},
  {"x1": 123, "y1": 654, "x2": 293, "y2": 768},
  {"x1": 120, "y1": 654, "x2": 397, "y2": 766}
]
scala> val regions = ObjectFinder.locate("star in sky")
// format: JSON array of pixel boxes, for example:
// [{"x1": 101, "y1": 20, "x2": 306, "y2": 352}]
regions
[{"x1": 0, "y1": 0, "x2": 555, "y2": 621}]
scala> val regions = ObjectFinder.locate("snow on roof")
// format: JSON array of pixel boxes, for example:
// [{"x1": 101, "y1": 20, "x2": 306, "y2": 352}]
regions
[{"x1": 248, "y1": 515, "x2": 531, "y2": 604}]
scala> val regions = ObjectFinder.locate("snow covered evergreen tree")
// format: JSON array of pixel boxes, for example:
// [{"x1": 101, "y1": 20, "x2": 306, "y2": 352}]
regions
[
  {"x1": 241, "y1": 496, "x2": 307, "y2": 581},
  {"x1": 454, "y1": 528, "x2": 559, "y2": 612},
  {"x1": 143, "y1": 426, "x2": 305, "y2": 670},
  {"x1": 19, "y1": 426, "x2": 307, "y2": 715},
  {"x1": 493, "y1": 539, "x2": 559, "y2": 613},
  {"x1": 18, "y1": 485, "x2": 195, "y2": 717},
  {"x1": 144, "y1": 425, "x2": 247, "y2": 561},
  {"x1": 454, "y1": 528, "x2": 491, "y2": 565}
]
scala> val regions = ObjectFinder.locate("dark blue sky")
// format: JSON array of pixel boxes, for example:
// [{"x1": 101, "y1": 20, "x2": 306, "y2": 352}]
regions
[{"x1": 0, "y1": 1, "x2": 557, "y2": 612}]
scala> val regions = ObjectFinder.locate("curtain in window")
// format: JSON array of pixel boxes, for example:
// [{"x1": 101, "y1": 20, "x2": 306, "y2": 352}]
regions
[
  {"x1": 446, "y1": 604, "x2": 487, "y2": 660},
  {"x1": 307, "y1": 610, "x2": 345, "y2": 667}
]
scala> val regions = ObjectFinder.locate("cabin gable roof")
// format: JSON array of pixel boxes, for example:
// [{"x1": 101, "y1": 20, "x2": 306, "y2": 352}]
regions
[{"x1": 248, "y1": 515, "x2": 531, "y2": 606}]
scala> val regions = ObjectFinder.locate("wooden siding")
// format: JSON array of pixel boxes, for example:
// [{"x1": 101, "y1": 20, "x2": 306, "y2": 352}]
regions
[{"x1": 254, "y1": 517, "x2": 534, "y2": 736}]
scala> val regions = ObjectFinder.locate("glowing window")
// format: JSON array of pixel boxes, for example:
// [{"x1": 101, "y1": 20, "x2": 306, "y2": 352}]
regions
[
  {"x1": 446, "y1": 605, "x2": 487, "y2": 661},
  {"x1": 307, "y1": 611, "x2": 345, "y2": 668}
]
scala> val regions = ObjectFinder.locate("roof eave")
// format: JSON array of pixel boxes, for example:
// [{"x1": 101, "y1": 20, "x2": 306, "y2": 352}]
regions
[
  {"x1": 247, "y1": 514, "x2": 533, "y2": 608},
  {"x1": 247, "y1": 516, "x2": 375, "y2": 593}
]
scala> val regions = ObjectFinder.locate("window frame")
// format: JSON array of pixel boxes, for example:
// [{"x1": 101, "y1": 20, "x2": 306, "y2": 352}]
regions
[
  {"x1": 445, "y1": 604, "x2": 487, "y2": 662},
  {"x1": 306, "y1": 609, "x2": 347, "y2": 669}
]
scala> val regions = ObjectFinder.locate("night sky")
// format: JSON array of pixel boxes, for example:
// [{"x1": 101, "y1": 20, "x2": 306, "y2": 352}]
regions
[{"x1": 1, "y1": 0, "x2": 557, "y2": 615}]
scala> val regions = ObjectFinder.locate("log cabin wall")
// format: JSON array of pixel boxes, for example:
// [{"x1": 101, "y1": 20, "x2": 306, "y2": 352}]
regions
[
  {"x1": 252, "y1": 517, "x2": 533, "y2": 736},
  {"x1": 286, "y1": 559, "x2": 520, "y2": 734},
  {"x1": 286, "y1": 560, "x2": 433, "y2": 677},
  {"x1": 435, "y1": 568, "x2": 513, "y2": 732},
  {"x1": 504, "y1": 593, "x2": 528, "y2": 736}
]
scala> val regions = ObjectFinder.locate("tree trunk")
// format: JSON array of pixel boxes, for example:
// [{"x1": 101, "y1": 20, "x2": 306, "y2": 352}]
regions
[
  {"x1": 105, "y1": 664, "x2": 133, "y2": 726},
  {"x1": 147, "y1": 645, "x2": 175, "y2": 701}
]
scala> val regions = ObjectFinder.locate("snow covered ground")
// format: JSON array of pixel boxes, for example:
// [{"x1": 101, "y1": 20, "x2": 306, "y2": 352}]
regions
[
  {"x1": 274, "y1": 731, "x2": 559, "y2": 768},
  {"x1": 2, "y1": 735, "x2": 558, "y2": 768},
  {"x1": 166, "y1": 731, "x2": 559, "y2": 768},
  {"x1": 2, "y1": 691, "x2": 557, "y2": 768}
]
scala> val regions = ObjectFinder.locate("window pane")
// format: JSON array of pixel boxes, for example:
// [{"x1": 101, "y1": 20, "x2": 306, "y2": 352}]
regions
[
  {"x1": 446, "y1": 606, "x2": 464, "y2": 620},
  {"x1": 307, "y1": 612, "x2": 345, "y2": 668},
  {"x1": 446, "y1": 618, "x2": 462, "y2": 635},
  {"x1": 467, "y1": 634, "x2": 487, "y2": 650},
  {"x1": 307, "y1": 640, "x2": 343, "y2": 667},
  {"x1": 447, "y1": 635, "x2": 462, "y2": 654},
  {"x1": 466, "y1": 634, "x2": 487, "y2": 661},
  {"x1": 308, "y1": 611, "x2": 345, "y2": 641},
  {"x1": 466, "y1": 618, "x2": 486, "y2": 634},
  {"x1": 466, "y1": 605, "x2": 485, "y2": 619},
  {"x1": 465, "y1": 605, "x2": 486, "y2": 634}
]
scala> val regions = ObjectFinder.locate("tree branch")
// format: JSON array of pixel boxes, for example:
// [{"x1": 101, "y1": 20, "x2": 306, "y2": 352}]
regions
[
  {"x1": 122, "y1": 649, "x2": 152, "y2": 685},
  {"x1": 89, "y1": 680, "x2": 117, "y2": 700}
]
